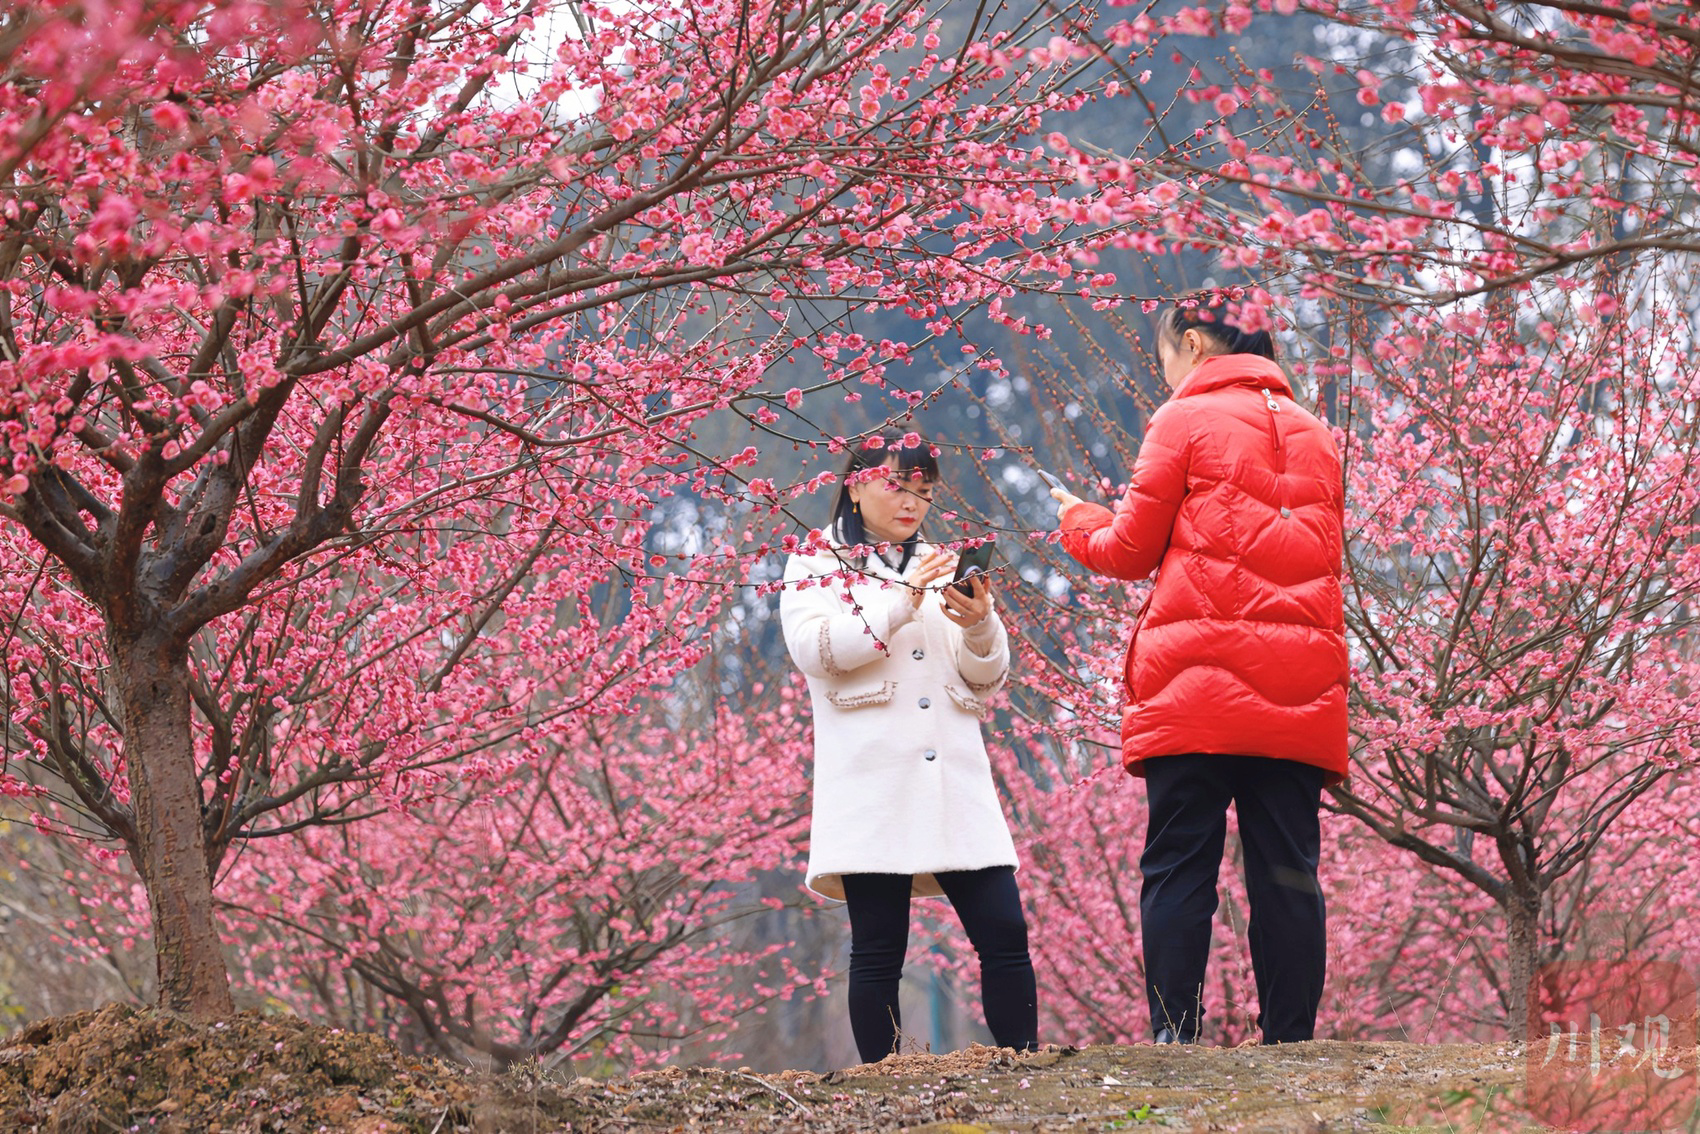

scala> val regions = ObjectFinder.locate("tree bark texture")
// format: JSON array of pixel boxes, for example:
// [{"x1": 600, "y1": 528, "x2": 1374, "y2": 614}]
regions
[
  {"x1": 1504, "y1": 892, "x2": 1541, "y2": 1043},
  {"x1": 114, "y1": 632, "x2": 235, "y2": 1019}
]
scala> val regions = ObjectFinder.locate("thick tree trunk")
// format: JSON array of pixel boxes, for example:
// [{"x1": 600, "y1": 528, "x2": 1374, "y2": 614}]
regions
[
  {"x1": 1505, "y1": 893, "x2": 1542, "y2": 1042},
  {"x1": 114, "y1": 633, "x2": 235, "y2": 1018}
]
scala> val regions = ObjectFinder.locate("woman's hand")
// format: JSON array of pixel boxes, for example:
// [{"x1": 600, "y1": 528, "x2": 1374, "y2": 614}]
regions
[
  {"x1": 1051, "y1": 486, "x2": 1083, "y2": 522},
  {"x1": 904, "y1": 550, "x2": 956, "y2": 607},
  {"x1": 940, "y1": 571, "x2": 992, "y2": 628}
]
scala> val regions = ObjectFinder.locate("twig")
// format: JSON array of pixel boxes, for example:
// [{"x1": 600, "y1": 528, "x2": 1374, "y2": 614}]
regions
[{"x1": 707, "y1": 1068, "x2": 813, "y2": 1115}]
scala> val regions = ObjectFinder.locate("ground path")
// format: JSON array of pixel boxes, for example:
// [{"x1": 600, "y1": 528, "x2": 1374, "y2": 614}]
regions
[{"x1": 6, "y1": 1003, "x2": 1687, "y2": 1131}]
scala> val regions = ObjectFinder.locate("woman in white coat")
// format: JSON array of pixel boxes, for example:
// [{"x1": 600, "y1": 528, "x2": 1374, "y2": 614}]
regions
[{"x1": 780, "y1": 438, "x2": 1038, "y2": 1062}]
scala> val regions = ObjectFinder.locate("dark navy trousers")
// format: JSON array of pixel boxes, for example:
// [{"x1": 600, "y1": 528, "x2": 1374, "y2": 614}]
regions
[{"x1": 1140, "y1": 753, "x2": 1327, "y2": 1044}]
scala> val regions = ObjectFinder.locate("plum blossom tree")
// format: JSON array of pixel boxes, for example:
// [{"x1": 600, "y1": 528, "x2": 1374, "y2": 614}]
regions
[
  {"x1": 222, "y1": 687, "x2": 820, "y2": 1065},
  {"x1": 1328, "y1": 297, "x2": 1700, "y2": 1035},
  {"x1": 0, "y1": 0, "x2": 1137, "y2": 1027}
]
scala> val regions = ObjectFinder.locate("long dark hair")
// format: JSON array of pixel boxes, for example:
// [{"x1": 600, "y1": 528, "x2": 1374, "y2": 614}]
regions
[
  {"x1": 1155, "y1": 295, "x2": 1277, "y2": 361},
  {"x1": 830, "y1": 436, "x2": 940, "y2": 552}
]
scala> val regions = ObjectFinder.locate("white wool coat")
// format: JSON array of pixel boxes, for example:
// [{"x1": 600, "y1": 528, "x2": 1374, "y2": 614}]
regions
[{"x1": 780, "y1": 534, "x2": 1019, "y2": 901}]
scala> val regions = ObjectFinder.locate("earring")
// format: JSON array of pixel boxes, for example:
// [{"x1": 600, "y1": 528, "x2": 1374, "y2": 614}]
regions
[{"x1": 853, "y1": 500, "x2": 860, "y2": 513}]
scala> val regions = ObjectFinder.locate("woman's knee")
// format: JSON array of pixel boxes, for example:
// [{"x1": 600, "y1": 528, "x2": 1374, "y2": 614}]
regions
[
  {"x1": 973, "y1": 908, "x2": 1031, "y2": 961},
  {"x1": 848, "y1": 931, "x2": 907, "y2": 984},
  {"x1": 956, "y1": 874, "x2": 1032, "y2": 958},
  {"x1": 847, "y1": 910, "x2": 908, "y2": 973}
]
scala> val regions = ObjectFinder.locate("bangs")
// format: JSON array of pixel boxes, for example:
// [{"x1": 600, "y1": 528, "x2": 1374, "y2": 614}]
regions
[
  {"x1": 880, "y1": 443, "x2": 940, "y2": 482},
  {"x1": 844, "y1": 437, "x2": 940, "y2": 482}
]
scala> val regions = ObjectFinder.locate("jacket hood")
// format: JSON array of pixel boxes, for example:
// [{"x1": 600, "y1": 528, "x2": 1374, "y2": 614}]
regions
[{"x1": 1172, "y1": 353, "x2": 1293, "y2": 401}]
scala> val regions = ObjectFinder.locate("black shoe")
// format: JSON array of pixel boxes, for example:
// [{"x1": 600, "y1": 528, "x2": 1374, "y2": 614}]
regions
[{"x1": 1153, "y1": 1026, "x2": 1197, "y2": 1045}]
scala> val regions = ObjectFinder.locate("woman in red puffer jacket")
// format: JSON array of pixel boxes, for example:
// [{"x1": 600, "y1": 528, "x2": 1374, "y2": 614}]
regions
[{"x1": 1050, "y1": 299, "x2": 1346, "y2": 1047}]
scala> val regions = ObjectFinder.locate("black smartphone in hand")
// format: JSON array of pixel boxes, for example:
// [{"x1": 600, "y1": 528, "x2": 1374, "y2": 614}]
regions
[
  {"x1": 1035, "y1": 468, "x2": 1065, "y2": 492},
  {"x1": 951, "y1": 539, "x2": 996, "y2": 596}
]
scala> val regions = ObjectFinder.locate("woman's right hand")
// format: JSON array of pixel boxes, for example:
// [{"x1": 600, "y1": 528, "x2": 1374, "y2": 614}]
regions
[
  {"x1": 1051, "y1": 486, "x2": 1083, "y2": 520},
  {"x1": 905, "y1": 550, "x2": 956, "y2": 606}
]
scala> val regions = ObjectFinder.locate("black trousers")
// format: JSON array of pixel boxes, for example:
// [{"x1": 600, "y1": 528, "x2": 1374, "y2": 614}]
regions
[
  {"x1": 840, "y1": 866, "x2": 1038, "y2": 1063},
  {"x1": 1140, "y1": 753, "x2": 1326, "y2": 1044}
]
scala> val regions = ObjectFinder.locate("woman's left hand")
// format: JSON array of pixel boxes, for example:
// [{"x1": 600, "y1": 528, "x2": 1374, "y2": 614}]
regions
[
  {"x1": 940, "y1": 571, "x2": 992, "y2": 628},
  {"x1": 1051, "y1": 486, "x2": 1083, "y2": 521}
]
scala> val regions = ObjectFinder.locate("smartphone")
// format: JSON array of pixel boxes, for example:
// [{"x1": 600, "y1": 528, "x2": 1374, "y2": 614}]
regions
[
  {"x1": 951, "y1": 539, "x2": 996, "y2": 597},
  {"x1": 1035, "y1": 468, "x2": 1065, "y2": 492}
]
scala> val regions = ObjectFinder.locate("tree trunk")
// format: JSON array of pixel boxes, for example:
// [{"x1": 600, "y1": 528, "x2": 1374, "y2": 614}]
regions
[
  {"x1": 1504, "y1": 892, "x2": 1542, "y2": 1043},
  {"x1": 114, "y1": 632, "x2": 235, "y2": 1018}
]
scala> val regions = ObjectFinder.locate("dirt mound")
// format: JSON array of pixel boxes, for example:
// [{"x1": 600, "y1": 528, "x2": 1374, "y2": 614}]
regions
[{"x1": 0, "y1": 1003, "x2": 521, "y2": 1132}]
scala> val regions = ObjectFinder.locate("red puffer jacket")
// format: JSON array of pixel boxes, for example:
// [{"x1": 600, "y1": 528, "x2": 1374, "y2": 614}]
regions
[{"x1": 1060, "y1": 353, "x2": 1348, "y2": 783}]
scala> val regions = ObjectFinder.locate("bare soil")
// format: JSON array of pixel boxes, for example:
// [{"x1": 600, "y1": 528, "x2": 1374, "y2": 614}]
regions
[{"x1": 2, "y1": 1003, "x2": 1693, "y2": 1132}]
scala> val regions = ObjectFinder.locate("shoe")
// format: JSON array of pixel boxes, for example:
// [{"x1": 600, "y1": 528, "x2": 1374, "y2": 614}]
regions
[{"x1": 1153, "y1": 1026, "x2": 1197, "y2": 1045}]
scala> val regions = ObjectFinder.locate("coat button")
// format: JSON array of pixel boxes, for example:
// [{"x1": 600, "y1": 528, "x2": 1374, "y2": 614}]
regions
[
  {"x1": 923, "y1": 749, "x2": 937, "y2": 761},
  {"x1": 911, "y1": 649, "x2": 925, "y2": 660},
  {"x1": 1280, "y1": 506, "x2": 1292, "y2": 518},
  {"x1": 918, "y1": 697, "x2": 931, "y2": 709}
]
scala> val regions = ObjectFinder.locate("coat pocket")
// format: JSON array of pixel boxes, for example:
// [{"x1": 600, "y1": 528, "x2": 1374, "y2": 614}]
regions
[
  {"x1": 825, "y1": 680, "x2": 898, "y2": 709},
  {"x1": 1122, "y1": 588, "x2": 1156, "y2": 704},
  {"x1": 943, "y1": 683, "x2": 991, "y2": 720}
]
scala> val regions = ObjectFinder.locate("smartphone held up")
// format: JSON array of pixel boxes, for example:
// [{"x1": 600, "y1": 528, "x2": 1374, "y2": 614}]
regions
[{"x1": 951, "y1": 538, "x2": 996, "y2": 597}]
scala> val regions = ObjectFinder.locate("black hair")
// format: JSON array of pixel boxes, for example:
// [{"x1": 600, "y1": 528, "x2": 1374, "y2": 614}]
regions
[
  {"x1": 1155, "y1": 295, "x2": 1277, "y2": 361},
  {"x1": 830, "y1": 436, "x2": 941, "y2": 554}
]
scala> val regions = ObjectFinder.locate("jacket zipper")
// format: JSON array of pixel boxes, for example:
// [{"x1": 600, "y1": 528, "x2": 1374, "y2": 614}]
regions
[{"x1": 1262, "y1": 387, "x2": 1292, "y2": 517}]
